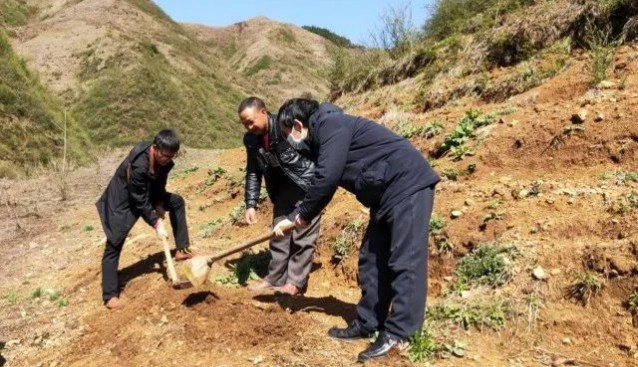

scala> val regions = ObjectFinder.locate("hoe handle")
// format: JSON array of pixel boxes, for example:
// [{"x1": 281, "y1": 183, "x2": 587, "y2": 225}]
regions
[
  {"x1": 208, "y1": 221, "x2": 296, "y2": 265},
  {"x1": 162, "y1": 236, "x2": 180, "y2": 284}
]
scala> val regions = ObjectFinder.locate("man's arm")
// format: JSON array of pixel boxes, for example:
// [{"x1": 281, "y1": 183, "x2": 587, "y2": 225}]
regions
[
  {"x1": 244, "y1": 136, "x2": 263, "y2": 209},
  {"x1": 296, "y1": 117, "x2": 352, "y2": 221},
  {"x1": 129, "y1": 163, "x2": 159, "y2": 227}
]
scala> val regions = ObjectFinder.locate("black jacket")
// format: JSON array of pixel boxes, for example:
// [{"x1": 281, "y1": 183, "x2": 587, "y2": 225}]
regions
[
  {"x1": 96, "y1": 142, "x2": 173, "y2": 244},
  {"x1": 295, "y1": 103, "x2": 440, "y2": 222},
  {"x1": 244, "y1": 112, "x2": 315, "y2": 208}
]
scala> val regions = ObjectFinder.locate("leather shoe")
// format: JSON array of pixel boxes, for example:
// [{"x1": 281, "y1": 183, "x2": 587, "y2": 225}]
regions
[
  {"x1": 357, "y1": 331, "x2": 404, "y2": 362},
  {"x1": 328, "y1": 319, "x2": 371, "y2": 340}
]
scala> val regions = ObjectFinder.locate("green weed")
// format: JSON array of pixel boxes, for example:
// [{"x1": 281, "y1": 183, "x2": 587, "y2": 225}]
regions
[
  {"x1": 199, "y1": 218, "x2": 222, "y2": 238},
  {"x1": 567, "y1": 272, "x2": 604, "y2": 306},
  {"x1": 429, "y1": 300, "x2": 511, "y2": 330},
  {"x1": 408, "y1": 328, "x2": 437, "y2": 362},
  {"x1": 452, "y1": 245, "x2": 517, "y2": 292}
]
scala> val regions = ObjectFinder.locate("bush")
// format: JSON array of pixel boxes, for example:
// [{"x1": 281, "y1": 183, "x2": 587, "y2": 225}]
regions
[
  {"x1": 429, "y1": 300, "x2": 510, "y2": 330},
  {"x1": 0, "y1": 0, "x2": 32, "y2": 27},
  {"x1": 327, "y1": 47, "x2": 390, "y2": 99},
  {"x1": 424, "y1": 0, "x2": 534, "y2": 40},
  {"x1": 215, "y1": 250, "x2": 271, "y2": 286},
  {"x1": 408, "y1": 328, "x2": 437, "y2": 362},
  {"x1": 331, "y1": 219, "x2": 366, "y2": 262},
  {"x1": 452, "y1": 244, "x2": 517, "y2": 291},
  {"x1": 302, "y1": 26, "x2": 354, "y2": 47},
  {"x1": 433, "y1": 109, "x2": 496, "y2": 160},
  {"x1": 371, "y1": 2, "x2": 422, "y2": 59},
  {"x1": 244, "y1": 56, "x2": 272, "y2": 77},
  {"x1": 567, "y1": 272, "x2": 604, "y2": 306}
]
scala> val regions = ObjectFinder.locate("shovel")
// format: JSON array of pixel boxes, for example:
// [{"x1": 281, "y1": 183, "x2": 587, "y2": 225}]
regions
[{"x1": 177, "y1": 221, "x2": 296, "y2": 287}]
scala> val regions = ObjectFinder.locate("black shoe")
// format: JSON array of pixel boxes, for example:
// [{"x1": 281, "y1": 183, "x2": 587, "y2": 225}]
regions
[
  {"x1": 328, "y1": 320, "x2": 372, "y2": 340},
  {"x1": 357, "y1": 332, "x2": 403, "y2": 362}
]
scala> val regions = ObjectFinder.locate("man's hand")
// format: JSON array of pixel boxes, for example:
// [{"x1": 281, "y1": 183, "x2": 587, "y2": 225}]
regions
[
  {"x1": 294, "y1": 214, "x2": 309, "y2": 229},
  {"x1": 273, "y1": 219, "x2": 294, "y2": 238},
  {"x1": 155, "y1": 205, "x2": 166, "y2": 220},
  {"x1": 155, "y1": 219, "x2": 169, "y2": 240},
  {"x1": 245, "y1": 207, "x2": 258, "y2": 225}
]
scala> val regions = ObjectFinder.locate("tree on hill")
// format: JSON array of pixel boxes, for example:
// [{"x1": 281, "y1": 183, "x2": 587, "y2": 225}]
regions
[{"x1": 302, "y1": 25, "x2": 355, "y2": 48}]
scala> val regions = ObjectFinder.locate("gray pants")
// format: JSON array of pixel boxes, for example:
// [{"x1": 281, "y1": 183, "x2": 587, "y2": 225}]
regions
[{"x1": 265, "y1": 197, "x2": 321, "y2": 288}]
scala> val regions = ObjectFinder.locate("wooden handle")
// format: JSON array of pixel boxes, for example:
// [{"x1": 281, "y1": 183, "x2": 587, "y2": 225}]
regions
[
  {"x1": 208, "y1": 221, "x2": 296, "y2": 264},
  {"x1": 162, "y1": 236, "x2": 180, "y2": 283}
]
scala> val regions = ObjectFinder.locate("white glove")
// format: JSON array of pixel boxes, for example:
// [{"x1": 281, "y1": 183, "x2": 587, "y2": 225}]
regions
[{"x1": 273, "y1": 219, "x2": 294, "y2": 238}]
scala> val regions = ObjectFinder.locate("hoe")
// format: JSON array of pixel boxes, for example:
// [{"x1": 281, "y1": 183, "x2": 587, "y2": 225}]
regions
[{"x1": 166, "y1": 221, "x2": 295, "y2": 288}]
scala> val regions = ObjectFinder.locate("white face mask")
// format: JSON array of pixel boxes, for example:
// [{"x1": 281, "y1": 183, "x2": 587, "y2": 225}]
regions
[{"x1": 286, "y1": 134, "x2": 311, "y2": 153}]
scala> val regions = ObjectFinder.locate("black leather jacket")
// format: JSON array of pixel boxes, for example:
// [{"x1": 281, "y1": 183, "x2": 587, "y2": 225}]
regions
[{"x1": 244, "y1": 113, "x2": 315, "y2": 208}]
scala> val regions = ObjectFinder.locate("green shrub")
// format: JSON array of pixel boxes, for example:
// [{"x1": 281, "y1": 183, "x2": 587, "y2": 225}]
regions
[
  {"x1": 434, "y1": 109, "x2": 496, "y2": 160},
  {"x1": 609, "y1": 191, "x2": 638, "y2": 214},
  {"x1": 229, "y1": 202, "x2": 246, "y2": 225},
  {"x1": 302, "y1": 26, "x2": 354, "y2": 47},
  {"x1": 244, "y1": 56, "x2": 272, "y2": 77},
  {"x1": 408, "y1": 328, "x2": 437, "y2": 362},
  {"x1": 600, "y1": 171, "x2": 638, "y2": 184},
  {"x1": 331, "y1": 219, "x2": 366, "y2": 262},
  {"x1": 585, "y1": 20, "x2": 618, "y2": 86},
  {"x1": 0, "y1": 0, "x2": 32, "y2": 27},
  {"x1": 567, "y1": 272, "x2": 604, "y2": 306},
  {"x1": 429, "y1": 216, "x2": 446, "y2": 233},
  {"x1": 424, "y1": 0, "x2": 534, "y2": 40},
  {"x1": 215, "y1": 250, "x2": 271, "y2": 286},
  {"x1": 452, "y1": 245, "x2": 517, "y2": 292},
  {"x1": 199, "y1": 218, "x2": 222, "y2": 238},
  {"x1": 626, "y1": 290, "x2": 638, "y2": 311},
  {"x1": 429, "y1": 300, "x2": 510, "y2": 329}
]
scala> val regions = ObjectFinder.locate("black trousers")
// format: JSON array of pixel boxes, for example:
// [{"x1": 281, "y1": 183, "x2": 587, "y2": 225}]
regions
[
  {"x1": 356, "y1": 185, "x2": 435, "y2": 339},
  {"x1": 101, "y1": 192, "x2": 189, "y2": 302}
]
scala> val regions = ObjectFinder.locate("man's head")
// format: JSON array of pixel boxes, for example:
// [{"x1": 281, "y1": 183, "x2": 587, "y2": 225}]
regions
[
  {"x1": 238, "y1": 96, "x2": 269, "y2": 135},
  {"x1": 152, "y1": 129, "x2": 180, "y2": 166},
  {"x1": 277, "y1": 98, "x2": 319, "y2": 146}
]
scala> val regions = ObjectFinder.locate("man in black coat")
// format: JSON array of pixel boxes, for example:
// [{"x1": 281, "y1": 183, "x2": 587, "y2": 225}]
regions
[
  {"x1": 96, "y1": 129, "x2": 196, "y2": 309},
  {"x1": 274, "y1": 99, "x2": 439, "y2": 362},
  {"x1": 239, "y1": 96, "x2": 320, "y2": 296}
]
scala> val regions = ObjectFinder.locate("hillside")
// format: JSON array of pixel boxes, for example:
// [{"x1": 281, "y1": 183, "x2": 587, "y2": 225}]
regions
[
  {"x1": 7, "y1": 0, "x2": 258, "y2": 149},
  {"x1": 184, "y1": 17, "x2": 336, "y2": 107},
  {"x1": 0, "y1": 0, "x2": 91, "y2": 178}
]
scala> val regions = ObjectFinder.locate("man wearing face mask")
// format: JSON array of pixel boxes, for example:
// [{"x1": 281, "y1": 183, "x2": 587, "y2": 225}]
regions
[
  {"x1": 239, "y1": 96, "x2": 321, "y2": 296},
  {"x1": 96, "y1": 129, "x2": 198, "y2": 310},
  {"x1": 274, "y1": 99, "x2": 439, "y2": 362}
]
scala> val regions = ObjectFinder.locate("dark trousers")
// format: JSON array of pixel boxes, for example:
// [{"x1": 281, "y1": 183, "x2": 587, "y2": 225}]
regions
[
  {"x1": 101, "y1": 192, "x2": 189, "y2": 302},
  {"x1": 356, "y1": 186, "x2": 435, "y2": 339}
]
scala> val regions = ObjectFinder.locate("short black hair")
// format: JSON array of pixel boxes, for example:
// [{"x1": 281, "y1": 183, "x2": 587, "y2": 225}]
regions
[
  {"x1": 238, "y1": 96, "x2": 267, "y2": 114},
  {"x1": 153, "y1": 129, "x2": 180, "y2": 152},
  {"x1": 277, "y1": 98, "x2": 320, "y2": 129}
]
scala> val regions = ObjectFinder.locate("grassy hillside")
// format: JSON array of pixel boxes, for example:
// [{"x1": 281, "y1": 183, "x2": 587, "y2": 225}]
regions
[
  {"x1": 0, "y1": 15, "x2": 91, "y2": 178},
  {"x1": 330, "y1": 0, "x2": 638, "y2": 106},
  {"x1": 185, "y1": 17, "x2": 336, "y2": 107},
  {"x1": 9, "y1": 0, "x2": 250, "y2": 152},
  {"x1": 73, "y1": 0, "x2": 247, "y2": 148}
]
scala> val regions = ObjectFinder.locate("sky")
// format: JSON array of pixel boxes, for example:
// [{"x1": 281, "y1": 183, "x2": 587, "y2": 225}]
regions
[{"x1": 153, "y1": 0, "x2": 434, "y2": 46}]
